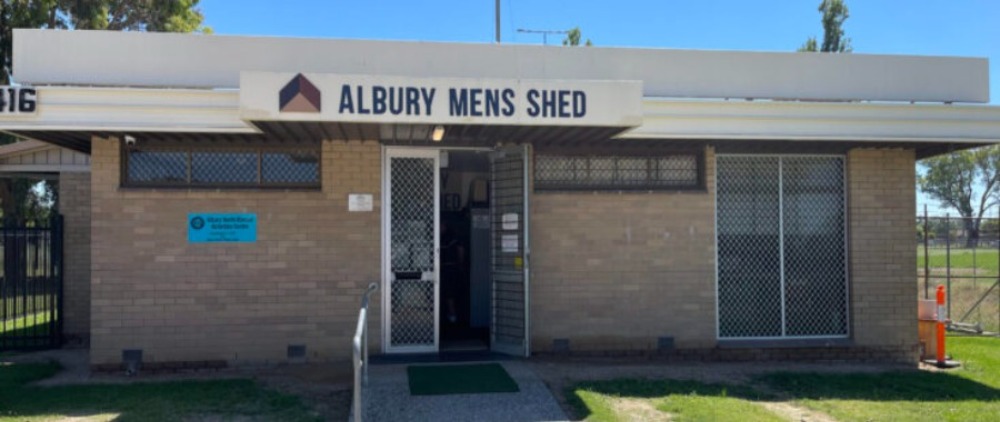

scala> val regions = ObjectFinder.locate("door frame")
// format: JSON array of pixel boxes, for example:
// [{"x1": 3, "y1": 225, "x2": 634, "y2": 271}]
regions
[{"x1": 380, "y1": 146, "x2": 495, "y2": 354}]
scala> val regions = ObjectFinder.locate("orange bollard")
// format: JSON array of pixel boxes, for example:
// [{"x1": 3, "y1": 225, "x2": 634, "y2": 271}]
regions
[{"x1": 936, "y1": 285, "x2": 948, "y2": 366}]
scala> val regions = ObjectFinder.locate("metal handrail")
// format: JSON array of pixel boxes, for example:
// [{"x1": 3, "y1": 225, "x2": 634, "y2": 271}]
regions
[{"x1": 352, "y1": 282, "x2": 378, "y2": 422}]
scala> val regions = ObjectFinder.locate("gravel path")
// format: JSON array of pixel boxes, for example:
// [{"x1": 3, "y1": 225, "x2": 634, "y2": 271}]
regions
[{"x1": 359, "y1": 361, "x2": 568, "y2": 422}]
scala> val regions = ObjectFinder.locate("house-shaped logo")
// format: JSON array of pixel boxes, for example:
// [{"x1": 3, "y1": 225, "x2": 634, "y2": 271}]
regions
[{"x1": 279, "y1": 73, "x2": 321, "y2": 113}]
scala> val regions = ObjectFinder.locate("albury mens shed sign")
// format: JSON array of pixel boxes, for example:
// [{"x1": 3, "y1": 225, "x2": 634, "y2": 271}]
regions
[
  {"x1": 240, "y1": 72, "x2": 643, "y2": 127},
  {"x1": 188, "y1": 213, "x2": 257, "y2": 243}
]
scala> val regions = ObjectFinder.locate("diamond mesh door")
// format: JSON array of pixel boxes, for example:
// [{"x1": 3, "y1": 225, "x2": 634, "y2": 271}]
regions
[
  {"x1": 491, "y1": 145, "x2": 529, "y2": 356},
  {"x1": 717, "y1": 155, "x2": 847, "y2": 339},
  {"x1": 388, "y1": 155, "x2": 437, "y2": 349}
]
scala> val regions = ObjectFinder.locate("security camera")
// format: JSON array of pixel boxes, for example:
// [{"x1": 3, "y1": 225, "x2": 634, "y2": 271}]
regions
[{"x1": 124, "y1": 135, "x2": 137, "y2": 146}]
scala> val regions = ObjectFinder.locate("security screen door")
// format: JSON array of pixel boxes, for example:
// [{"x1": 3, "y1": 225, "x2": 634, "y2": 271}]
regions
[
  {"x1": 490, "y1": 145, "x2": 530, "y2": 356},
  {"x1": 385, "y1": 148, "x2": 439, "y2": 353},
  {"x1": 716, "y1": 155, "x2": 848, "y2": 339}
]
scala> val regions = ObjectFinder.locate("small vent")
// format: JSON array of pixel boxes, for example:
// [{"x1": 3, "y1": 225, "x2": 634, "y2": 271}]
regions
[
  {"x1": 287, "y1": 344, "x2": 306, "y2": 359},
  {"x1": 122, "y1": 349, "x2": 143, "y2": 376},
  {"x1": 658, "y1": 336, "x2": 675, "y2": 351},
  {"x1": 552, "y1": 338, "x2": 570, "y2": 353}
]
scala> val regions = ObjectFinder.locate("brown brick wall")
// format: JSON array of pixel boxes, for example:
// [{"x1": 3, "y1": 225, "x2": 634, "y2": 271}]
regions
[
  {"x1": 529, "y1": 147, "x2": 718, "y2": 352},
  {"x1": 529, "y1": 147, "x2": 919, "y2": 362},
  {"x1": 59, "y1": 171, "x2": 92, "y2": 344},
  {"x1": 848, "y1": 148, "x2": 918, "y2": 357},
  {"x1": 86, "y1": 141, "x2": 919, "y2": 364},
  {"x1": 89, "y1": 137, "x2": 381, "y2": 365}
]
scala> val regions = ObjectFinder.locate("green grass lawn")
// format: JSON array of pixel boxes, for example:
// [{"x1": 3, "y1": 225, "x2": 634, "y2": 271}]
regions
[
  {"x1": 918, "y1": 247, "x2": 999, "y2": 276},
  {"x1": 1, "y1": 311, "x2": 52, "y2": 333},
  {"x1": 566, "y1": 336, "x2": 1000, "y2": 421},
  {"x1": 0, "y1": 362, "x2": 322, "y2": 421},
  {"x1": 568, "y1": 379, "x2": 782, "y2": 422},
  {"x1": 1, "y1": 312, "x2": 54, "y2": 349}
]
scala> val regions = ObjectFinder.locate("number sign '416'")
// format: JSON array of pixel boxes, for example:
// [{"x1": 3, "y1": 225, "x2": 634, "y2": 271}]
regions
[{"x1": 0, "y1": 86, "x2": 37, "y2": 114}]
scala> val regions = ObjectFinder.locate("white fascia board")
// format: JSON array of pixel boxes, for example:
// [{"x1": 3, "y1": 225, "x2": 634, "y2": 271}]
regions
[
  {"x1": 625, "y1": 99, "x2": 1000, "y2": 144},
  {"x1": 13, "y1": 29, "x2": 989, "y2": 103},
  {"x1": 0, "y1": 86, "x2": 258, "y2": 133},
  {"x1": 0, "y1": 86, "x2": 998, "y2": 146}
]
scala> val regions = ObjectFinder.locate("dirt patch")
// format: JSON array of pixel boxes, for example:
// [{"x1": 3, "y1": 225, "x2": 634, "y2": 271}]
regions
[
  {"x1": 759, "y1": 401, "x2": 837, "y2": 422},
  {"x1": 611, "y1": 397, "x2": 671, "y2": 421}
]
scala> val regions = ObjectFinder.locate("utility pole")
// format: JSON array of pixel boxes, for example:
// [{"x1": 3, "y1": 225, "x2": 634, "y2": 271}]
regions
[
  {"x1": 495, "y1": 0, "x2": 501, "y2": 43},
  {"x1": 516, "y1": 28, "x2": 570, "y2": 46}
]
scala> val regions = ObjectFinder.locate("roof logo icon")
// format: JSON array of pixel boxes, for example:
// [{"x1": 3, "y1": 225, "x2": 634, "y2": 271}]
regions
[{"x1": 279, "y1": 73, "x2": 321, "y2": 113}]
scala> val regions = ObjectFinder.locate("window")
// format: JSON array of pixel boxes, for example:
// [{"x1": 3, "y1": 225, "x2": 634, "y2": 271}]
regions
[
  {"x1": 715, "y1": 155, "x2": 847, "y2": 339},
  {"x1": 123, "y1": 145, "x2": 320, "y2": 188},
  {"x1": 533, "y1": 151, "x2": 703, "y2": 191}
]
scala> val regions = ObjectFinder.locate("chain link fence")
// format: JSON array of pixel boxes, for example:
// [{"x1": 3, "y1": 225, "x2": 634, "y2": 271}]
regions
[{"x1": 917, "y1": 214, "x2": 1000, "y2": 335}]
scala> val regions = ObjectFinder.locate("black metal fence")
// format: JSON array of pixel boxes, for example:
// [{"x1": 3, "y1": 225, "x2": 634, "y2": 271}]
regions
[
  {"x1": 917, "y1": 213, "x2": 1000, "y2": 335},
  {"x1": 0, "y1": 216, "x2": 63, "y2": 350}
]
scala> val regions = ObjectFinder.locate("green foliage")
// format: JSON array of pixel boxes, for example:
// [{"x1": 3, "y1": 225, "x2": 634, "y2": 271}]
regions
[
  {"x1": 799, "y1": 0, "x2": 852, "y2": 53},
  {"x1": 797, "y1": 37, "x2": 817, "y2": 52},
  {"x1": 0, "y1": 362, "x2": 321, "y2": 421},
  {"x1": 919, "y1": 146, "x2": 1000, "y2": 244},
  {"x1": 563, "y1": 27, "x2": 592, "y2": 46}
]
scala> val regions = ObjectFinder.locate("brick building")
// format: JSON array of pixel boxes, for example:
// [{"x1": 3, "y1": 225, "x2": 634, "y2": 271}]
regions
[{"x1": 1, "y1": 29, "x2": 998, "y2": 368}]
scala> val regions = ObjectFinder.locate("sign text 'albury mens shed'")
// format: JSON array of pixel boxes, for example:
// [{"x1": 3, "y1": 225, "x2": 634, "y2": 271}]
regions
[{"x1": 240, "y1": 72, "x2": 643, "y2": 127}]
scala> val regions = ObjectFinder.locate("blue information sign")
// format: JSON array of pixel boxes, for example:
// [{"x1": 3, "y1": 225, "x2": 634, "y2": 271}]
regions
[{"x1": 188, "y1": 213, "x2": 257, "y2": 243}]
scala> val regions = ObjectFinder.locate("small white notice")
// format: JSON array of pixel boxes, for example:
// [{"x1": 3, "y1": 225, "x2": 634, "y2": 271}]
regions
[
  {"x1": 348, "y1": 194, "x2": 373, "y2": 212},
  {"x1": 472, "y1": 214, "x2": 490, "y2": 229},
  {"x1": 502, "y1": 213, "x2": 519, "y2": 230},
  {"x1": 501, "y1": 234, "x2": 519, "y2": 253}
]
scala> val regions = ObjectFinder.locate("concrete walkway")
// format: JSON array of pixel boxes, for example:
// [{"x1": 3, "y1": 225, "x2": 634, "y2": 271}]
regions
[{"x1": 357, "y1": 361, "x2": 568, "y2": 422}]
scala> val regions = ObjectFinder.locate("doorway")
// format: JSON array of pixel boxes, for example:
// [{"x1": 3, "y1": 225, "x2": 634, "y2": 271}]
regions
[
  {"x1": 383, "y1": 146, "x2": 530, "y2": 356},
  {"x1": 439, "y1": 150, "x2": 492, "y2": 351}
]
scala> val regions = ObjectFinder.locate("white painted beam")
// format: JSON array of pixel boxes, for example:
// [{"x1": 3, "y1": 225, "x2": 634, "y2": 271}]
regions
[
  {"x1": 627, "y1": 99, "x2": 1000, "y2": 143},
  {"x1": 13, "y1": 29, "x2": 989, "y2": 103},
  {"x1": 0, "y1": 86, "x2": 997, "y2": 145},
  {"x1": 0, "y1": 86, "x2": 257, "y2": 133}
]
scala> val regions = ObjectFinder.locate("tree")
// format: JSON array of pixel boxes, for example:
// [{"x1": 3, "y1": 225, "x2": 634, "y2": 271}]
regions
[
  {"x1": 919, "y1": 145, "x2": 1000, "y2": 247},
  {"x1": 798, "y1": 0, "x2": 852, "y2": 53},
  {"x1": 0, "y1": 0, "x2": 209, "y2": 222},
  {"x1": 563, "y1": 26, "x2": 591, "y2": 46}
]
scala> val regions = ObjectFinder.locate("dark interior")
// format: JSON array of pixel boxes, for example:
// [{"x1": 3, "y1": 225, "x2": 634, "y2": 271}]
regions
[{"x1": 439, "y1": 150, "x2": 492, "y2": 351}]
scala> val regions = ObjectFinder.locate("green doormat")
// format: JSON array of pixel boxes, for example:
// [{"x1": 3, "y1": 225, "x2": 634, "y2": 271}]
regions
[{"x1": 407, "y1": 363, "x2": 520, "y2": 395}]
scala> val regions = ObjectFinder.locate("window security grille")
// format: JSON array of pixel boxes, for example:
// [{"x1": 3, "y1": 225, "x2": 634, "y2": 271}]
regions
[
  {"x1": 534, "y1": 153, "x2": 702, "y2": 191},
  {"x1": 716, "y1": 155, "x2": 847, "y2": 339},
  {"x1": 124, "y1": 146, "x2": 320, "y2": 188}
]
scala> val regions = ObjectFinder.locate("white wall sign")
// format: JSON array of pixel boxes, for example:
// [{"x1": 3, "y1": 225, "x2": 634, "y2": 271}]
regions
[
  {"x1": 501, "y1": 234, "x2": 519, "y2": 253},
  {"x1": 241, "y1": 72, "x2": 643, "y2": 127},
  {"x1": 348, "y1": 193, "x2": 373, "y2": 212},
  {"x1": 502, "y1": 213, "x2": 519, "y2": 230}
]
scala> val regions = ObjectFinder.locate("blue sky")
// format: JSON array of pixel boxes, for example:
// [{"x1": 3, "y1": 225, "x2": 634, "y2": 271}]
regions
[{"x1": 200, "y1": 0, "x2": 998, "y2": 215}]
